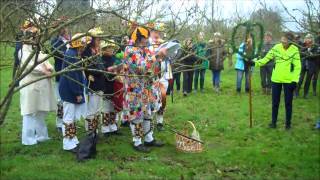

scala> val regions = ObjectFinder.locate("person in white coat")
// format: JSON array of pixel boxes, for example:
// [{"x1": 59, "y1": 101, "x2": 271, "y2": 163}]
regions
[{"x1": 19, "y1": 27, "x2": 56, "y2": 145}]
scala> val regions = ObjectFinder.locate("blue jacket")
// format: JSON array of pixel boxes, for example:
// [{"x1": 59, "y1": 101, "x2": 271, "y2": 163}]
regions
[
  {"x1": 59, "y1": 48, "x2": 85, "y2": 104},
  {"x1": 51, "y1": 36, "x2": 68, "y2": 82},
  {"x1": 235, "y1": 43, "x2": 246, "y2": 70}
]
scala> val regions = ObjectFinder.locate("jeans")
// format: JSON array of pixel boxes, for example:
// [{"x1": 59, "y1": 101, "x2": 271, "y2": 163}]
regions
[
  {"x1": 194, "y1": 69, "x2": 206, "y2": 91},
  {"x1": 173, "y1": 72, "x2": 181, "y2": 91},
  {"x1": 260, "y1": 65, "x2": 273, "y2": 89},
  {"x1": 271, "y1": 83, "x2": 295, "y2": 127},
  {"x1": 211, "y1": 70, "x2": 221, "y2": 88},
  {"x1": 183, "y1": 70, "x2": 193, "y2": 93},
  {"x1": 236, "y1": 69, "x2": 250, "y2": 92}
]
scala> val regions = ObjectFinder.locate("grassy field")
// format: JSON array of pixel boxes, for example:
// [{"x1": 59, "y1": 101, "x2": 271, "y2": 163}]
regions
[{"x1": 0, "y1": 54, "x2": 319, "y2": 179}]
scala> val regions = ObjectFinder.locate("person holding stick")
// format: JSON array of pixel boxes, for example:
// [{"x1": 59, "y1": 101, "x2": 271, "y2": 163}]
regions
[
  {"x1": 82, "y1": 27, "x2": 104, "y2": 133},
  {"x1": 235, "y1": 33, "x2": 254, "y2": 93},
  {"x1": 101, "y1": 40, "x2": 122, "y2": 138},
  {"x1": 250, "y1": 32, "x2": 301, "y2": 129}
]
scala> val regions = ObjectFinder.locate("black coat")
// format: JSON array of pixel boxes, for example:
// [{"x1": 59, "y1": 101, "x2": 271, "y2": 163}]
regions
[
  {"x1": 102, "y1": 55, "x2": 116, "y2": 96},
  {"x1": 182, "y1": 47, "x2": 196, "y2": 69},
  {"x1": 82, "y1": 47, "x2": 106, "y2": 92}
]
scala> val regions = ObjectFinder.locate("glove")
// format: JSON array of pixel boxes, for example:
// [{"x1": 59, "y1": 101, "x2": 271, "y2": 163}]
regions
[{"x1": 247, "y1": 60, "x2": 255, "y2": 66}]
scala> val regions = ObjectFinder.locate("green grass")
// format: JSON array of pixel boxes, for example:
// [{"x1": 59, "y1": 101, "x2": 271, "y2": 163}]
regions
[{"x1": 0, "y1": 56, "x2": 319, "y2": 180}]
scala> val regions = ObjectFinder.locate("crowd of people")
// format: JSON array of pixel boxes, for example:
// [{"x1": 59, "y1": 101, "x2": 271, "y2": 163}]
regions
[{"x1": 14, "y1": 18, "x2": 320, "y2": 154}]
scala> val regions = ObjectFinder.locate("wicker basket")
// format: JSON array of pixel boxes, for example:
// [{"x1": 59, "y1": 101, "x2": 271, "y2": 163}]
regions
[{"x1": 175, "y1": 121, "x2": 203, "y2": 153}]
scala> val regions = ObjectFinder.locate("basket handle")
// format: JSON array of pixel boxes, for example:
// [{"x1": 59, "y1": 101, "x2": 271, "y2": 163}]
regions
[
  {"x1": 182, "y1": 121, "x2": 197, "y2": 135},
  {"x1": 187, "y1": 121, "x2": 197, "y2": 132}
]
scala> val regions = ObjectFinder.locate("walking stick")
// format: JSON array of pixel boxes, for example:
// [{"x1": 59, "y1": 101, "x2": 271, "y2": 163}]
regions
[
  {"x1": 249, "y1": 65, "x2": 253, "y2": 128},
  {"x1": 231, "y1": 21, "x2": 264, "y2": 128}
]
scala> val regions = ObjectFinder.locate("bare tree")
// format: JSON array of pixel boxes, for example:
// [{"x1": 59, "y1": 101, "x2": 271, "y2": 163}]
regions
[
  {"x1": 279, "y1": 0, "x2": 320, "y2": 34},
  {"x1": 0, "y1": 0, "x2": 200, "y2": 124}
]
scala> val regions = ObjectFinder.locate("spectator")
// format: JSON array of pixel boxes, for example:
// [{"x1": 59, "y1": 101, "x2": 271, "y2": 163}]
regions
[
  {"x1": 207, "y1": 32, "x2": 227, "y2": 93},
  {"x1": 182, "y1": 38, "x2": 196, "y2": 96},
  {"x1": 295, "y1": 34, "x2": 309, "y2": 97},
  {"x1": 302, "y1": 34, "x2": 320, "y2": 98},
  {"x1": 260, "y1": 32, "x2": 275, "y2": 95},
  {"x1": 193, "y1": 32, "x2": 209, "y2": 93}
]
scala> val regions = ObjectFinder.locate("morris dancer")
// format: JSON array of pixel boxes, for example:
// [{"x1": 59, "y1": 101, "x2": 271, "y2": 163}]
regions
[
  {"x1": 82, "y1": 27, "x2": 104, "y2": 133},
  {"x1": 101, "y1": 40, "x2": 123, "y2": 138},
  {"x1": 51, "y1": 17, "x2": 71, "y2": 132},
  {"x1": 123, "y1": 26, "x2": 165, "y2": 152},
  {"x1": 59, "y1": 33, "x2": 89, "y2": 152}
]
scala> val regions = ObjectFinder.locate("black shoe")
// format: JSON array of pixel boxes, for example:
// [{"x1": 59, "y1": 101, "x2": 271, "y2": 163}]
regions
[
  {"x1": 183, "y1": 92, "x2": 187, "y2": 97},
  {"x1": 111, "y1": 130, "x2": 123, "y2": 136},
  {"x1": 121, "y1": 121, "x2": 129, "y2": 127},
  {"x1": 65, "y1": 146, "x2": 78, "y2": 154},
  {"x1": 285, "y1": 125, "x2": 291, "y2": 130},
  {"x1": 103, "y1": 132, "x2": 111, "y2": 139},
  {"x1": 157, "y1": 123, "x2": 164, "y2": 131},
  {"x1": 144, "y1": 140, "x2": 164, "y2": 147},
  {"x1": 133, "y1": 144, "x2": 150, "y2": 153},
  {"x1": 269, "y1": 123, "x2": 277, "y2": 129}
]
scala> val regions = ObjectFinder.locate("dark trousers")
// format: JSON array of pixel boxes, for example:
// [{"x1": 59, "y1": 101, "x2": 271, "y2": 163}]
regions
[
  {"x1": 173, "y1": 72, "x2": 181, "y2": 91},
  {"x1": 296, "y1": 62, "x2": 307, "y2": 94},
  {"x1": 312, "y1": 69, "x2": 319, "y2": 94},
  {"x1": 183, "y1": 70, "x2": 193, "y2": 93},
  {"x1": 272, "y1": 83, "x2": 295, "y2": 126},
  {"x1": 194, "y1": 69, "x2": 206, "y2": 91},
  {"x1": 304, "y1": 61, "x2": 320, "y2": 96},
  {"x1": 260, "y1": 65, "x2": 273, "y2": 89}
]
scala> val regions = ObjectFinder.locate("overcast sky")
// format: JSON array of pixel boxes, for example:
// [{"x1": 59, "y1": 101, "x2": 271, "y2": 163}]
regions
[
  {"x1": 93, "y1": 0, "x2": 318, "y2": 32},
  {"x1": 155, "y1": 0, "x2": 315, "y2": 31}
]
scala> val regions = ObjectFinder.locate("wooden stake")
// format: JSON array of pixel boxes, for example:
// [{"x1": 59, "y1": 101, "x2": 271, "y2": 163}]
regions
[{"x1": 249, "y1": 65, "x2": 253, "y2": 128}]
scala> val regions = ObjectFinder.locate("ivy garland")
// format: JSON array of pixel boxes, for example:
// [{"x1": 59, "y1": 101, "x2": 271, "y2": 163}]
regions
[{"x1": 231, "y1": 21, "x2": 264, "y2": 61}]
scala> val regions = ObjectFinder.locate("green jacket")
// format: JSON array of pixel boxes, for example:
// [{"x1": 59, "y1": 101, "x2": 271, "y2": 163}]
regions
[
  {"x1": 194, "y1": 42, "x2": 209, "y2": 69},
  {"x1": 255, "y1": 43, "x2": 301, "y2": 83}
]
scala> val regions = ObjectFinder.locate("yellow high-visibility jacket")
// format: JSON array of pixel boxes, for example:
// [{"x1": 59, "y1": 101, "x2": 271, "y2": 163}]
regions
[{"x1": 255, "y1": 43, "x2": 301, "y2": 83}]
